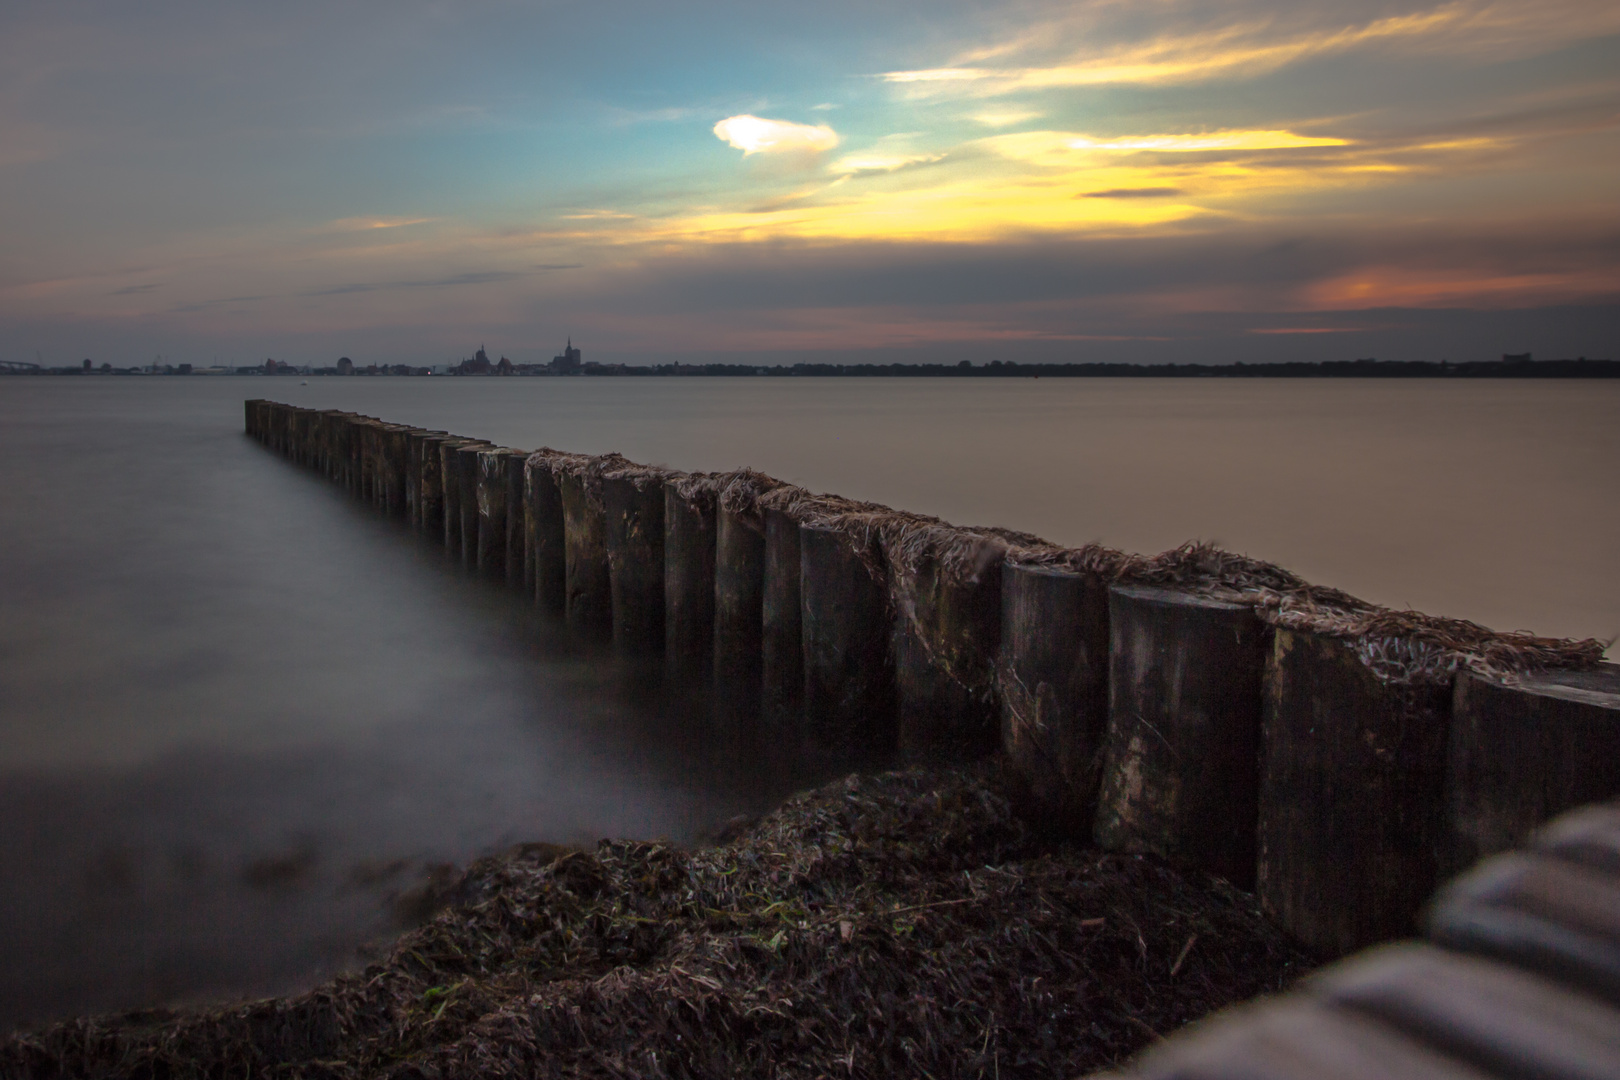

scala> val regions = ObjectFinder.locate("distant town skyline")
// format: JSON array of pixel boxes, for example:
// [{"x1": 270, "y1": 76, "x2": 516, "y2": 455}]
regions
[{"x1": 1, "y1": 0, "x2": 1616, "y2": 367}]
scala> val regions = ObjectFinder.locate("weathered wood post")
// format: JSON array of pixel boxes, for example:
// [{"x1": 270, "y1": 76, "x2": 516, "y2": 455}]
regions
[
  {"x1": 799, "y1": 522, "x2": 896, "y2": 756},
  {"x1": 664, "y1": 476, "x2": 717, "y2": 680},
  {"x1": 1093, "y1": 585, "x2": 1270, "y2": 888},
  {"x1": 452, "y1": 443, "x2": 489, "y2": 566},
  {"x1": 1444, "y1": 664, "x2": 1620, "y2": 874},
  {"x1": 286, "y1": 404, "x2": 301, "y2": 457},
  {"x1": 476, "y1": 447, "x2": 526, "y2": 578},
  {"x1": 602, "y1": 467, "x2": 667, "y2": 655},
  {"x1": 713, "y1": 473, "x2": 774, "y2": 719},
  {"x1": 437, "y1": 439, "x2": 484, "y2": 551},
  {"x1": 1258, "y1": 628, "x2": 1452, "y2": 957},
  {"x1": 417, "y1": 435, "x2": 462, "y2": 537},
  {"x1": 381, "y1": 424, "x2": 414, "y2": 517},
  {"x1": 343, "y1": 414, "x2": 368, "y2": 493},
  {"x1": 761, "y1": 504, "x2": 804, "y2": 731},
  {"x1": 319, "y1": 411, "x2": 351, "y2": 483},
  {"x1": 404, "y1": 429, "x2": 447, "y2": 525},
  {"x1": 558, "y1": 459, "x2": 613, "y2": 641},
  {"x1": 526, "y1": 452, "x2": 568, "y2": 614},
  {"x1": 359, "y1": 419, "x2": 385, "y2": 505},
  {"x1": 890, "y1": 527, "x2": 1007, "y2": 763},
  {"x1": 502, "y1": 451, "x2": 527, "y2": 588},
  {"x1": 999, "y1": 561, "x2": 1112, "y2": 838}
]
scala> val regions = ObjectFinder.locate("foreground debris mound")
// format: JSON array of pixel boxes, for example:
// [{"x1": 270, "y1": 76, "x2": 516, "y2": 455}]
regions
[{"x1": 3, "y1": 766, "x2": 1312, "y2": 1079}]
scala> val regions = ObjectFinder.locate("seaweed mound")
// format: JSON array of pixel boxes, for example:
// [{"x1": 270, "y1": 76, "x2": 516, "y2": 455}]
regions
[{"x1": 3, "y1": 766, "x2": 1312, "y2": 1079}]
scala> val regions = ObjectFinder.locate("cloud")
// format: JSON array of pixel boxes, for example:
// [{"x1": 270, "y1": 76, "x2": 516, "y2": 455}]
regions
[
  {"x1": 970, "y1": 109, "x2": 1042, "y2": 128},
  {"x1": 1083, "y1": 187, "x2": 1185, "y2": 199},
  {"x1": 1067, "y1": 131, "x2": 1349, "y2": 152},
  {"x1": 326, "y1": 216, "x2": 437, "y2": 231},
  {"x1": 829, "y1": 151, "x2": 946, "y2": 176},
  {"x1": 879, "y1": 0, "x2": 1620, "y2": 97},
  {"x1": 302, "y1": 270, "x2": 539, "y2": 296},
  {"x1": 713, "y1": 114, "x2": 839, "y2": 156}
]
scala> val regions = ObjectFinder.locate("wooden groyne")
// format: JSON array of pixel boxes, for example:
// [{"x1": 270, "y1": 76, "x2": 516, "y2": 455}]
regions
[
  {"x1": 1112, "y1": 797, "x2": 1620, "y2": 1080},
  {"x1": 244, "y1": 399, "x2": 1619, "y2": 960}
]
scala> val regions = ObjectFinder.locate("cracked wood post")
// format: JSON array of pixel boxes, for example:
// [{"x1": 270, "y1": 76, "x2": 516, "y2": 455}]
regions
[
  {"x1": 416, "y1": 434, "x2": 462, "y2": 538},
  {"x1": 559, "y1": 467, "x2": 611, "y2": 641},
  {"x1": 502, "y1": 450, "x2": 527, "y2": 588},
  {"x1": 664, "y1": 479, "x2": 716, "y2": 681},
  {"x1": 799, "y1": 523, "x2": 896, "y2": 756},
  {"x1": 714, "y1": 501, "x2": 766, "y2": 719},
  {"x1": 347, "y1": 415, "x2": 371, "y2": 495},
  {"x1": 451, "y1": 443, "x2": 489, "y2": 568},
  {"x1": 380, "y1": 424, "x2": 413, "y2": 517},
  {"x1": 602, "y1": 473, "x2": 665, "y2": 655},
  {"x1": 893, "y1": 536, "x2": 1004, "y2": 764},
  {"x1": 761, "y1": 507, "x2": 804, "y2": 733},
  {"x1": 437, "y1": 438, "x2": 486, "y2": 554},
  {"x1": 999, "y1": 562, "x2": 1111, "y2": 839},
  {"x1": 476, "y1": 448, "x2": 527, "y2": 579},
  {"x1": 1444, "y1": 663, "x2": 1620, "y2": 875},
  {"x1": 1094, "y1": 585, "x2": 1270, "y2": 889},
  {"x1": 403, "y1": 429, "x2": 447, "y2": 526},
  {"x1": 1259, "y1": 627, "x2": 1452, "y2": 957},
  {"x1": 526, "y1": 454, "x2": 567, "y2": 614}
]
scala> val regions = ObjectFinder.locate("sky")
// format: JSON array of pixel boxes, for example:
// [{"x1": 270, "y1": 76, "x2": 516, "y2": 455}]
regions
[{"x1": 1, "y1": 0, "x2": 1616, "y2": 367}]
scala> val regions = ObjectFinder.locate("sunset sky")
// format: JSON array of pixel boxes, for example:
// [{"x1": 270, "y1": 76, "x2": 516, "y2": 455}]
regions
[{"x1": 2, "y1": 0, "x2": 1616, "y2": 366}]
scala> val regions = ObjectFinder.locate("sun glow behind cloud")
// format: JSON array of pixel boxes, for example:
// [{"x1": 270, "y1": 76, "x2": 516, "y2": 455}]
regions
[
  {"x1": 3, "y1": 0, "x2": 1615, "y2": 363},
  {"x1": 713, "y1": 115, "x2": 840, "y2": 156}
]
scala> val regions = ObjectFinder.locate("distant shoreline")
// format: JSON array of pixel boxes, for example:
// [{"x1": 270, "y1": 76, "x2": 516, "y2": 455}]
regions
[{"x1": 6, "y1": 357, "x2": 1616, "y2": 378}]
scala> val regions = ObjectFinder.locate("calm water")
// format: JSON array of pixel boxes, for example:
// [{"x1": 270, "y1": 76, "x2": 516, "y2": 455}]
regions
[{"x1": 1, "y1": 376, "x2": 1616, "y2": 1031}]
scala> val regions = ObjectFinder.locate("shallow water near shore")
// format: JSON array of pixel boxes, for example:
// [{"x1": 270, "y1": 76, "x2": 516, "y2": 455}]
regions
[{"x1": 1, "y1": 375, "x2": 1615, "y2": 1032}]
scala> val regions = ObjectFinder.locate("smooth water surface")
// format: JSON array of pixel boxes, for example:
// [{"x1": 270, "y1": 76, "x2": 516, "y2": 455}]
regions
[{"x1": 1, "y1": 375, "x2": 1615, "y2": 1031}]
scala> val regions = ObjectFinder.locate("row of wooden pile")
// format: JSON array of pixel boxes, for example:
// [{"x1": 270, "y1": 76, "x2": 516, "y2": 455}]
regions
[{"x1": 244, "y1": 399, "x2": 1619, "y2": 959}]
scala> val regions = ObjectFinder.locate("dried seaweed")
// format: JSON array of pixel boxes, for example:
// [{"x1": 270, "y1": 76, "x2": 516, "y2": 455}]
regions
[
  {"x1": 1008, "y1": 539, "x2": 1608, "y2": 684},
  {"x1": 1, "y1": 766, "x2": 1312, "y2": 1080},
  {"x1": 715, "y1": 469, "x2": 786, "y2": 525}
]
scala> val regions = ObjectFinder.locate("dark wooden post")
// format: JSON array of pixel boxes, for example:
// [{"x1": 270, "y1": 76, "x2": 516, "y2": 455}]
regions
[
  {"x1": 452, "y1": 443, "x2": 488, "y2": 567},
  {"x1": 476, "y1": 448, "x2": 526, "y2": 578},
  {"x1": 799, "y1": 523, "x2": 896, "y2": 756},
  {"x1": 714, "y1": 494, "x2": 768, "y2": 717},
  {"x1": 559, "y1": 466, "x2": 612, "y2": 641},
  {"x1": 892, "y1": 533, "x2": 1005, "y2": 763},
  {"x1": 404, "y1": 429, "x2": 447, "y2": 526},
  {"x1": 761, "y1": 506, "x2": 804, "y2": 731},
  {"x1": 1444, "y1": 664, "x2": 1620, "y2": 874},
  {"x1": 1258, "y1": 628, "x2": 1452, "y2": 957},
  {"x1": 999, "y1": 562, "x2": 1111, "y2": 838},
  {"x1": 381, "y1": 425, "x2": 413, "y2": 517},
  {"x1": 1094, "y1": 585, "x2": 1270, "y2": 888},
  {"x1": 664, "y1": 477, "x2": 716, "y2": 680},
  {"x1": 602, "y1": 471, "x2": 666, "y2": 655},
  {"x1": 502, "y1": 451, "x2": 527, "y2": 588},
  {"x1": 437, "y1": 439, "x2": 483, "y2": 551},
  {"x1": 417, "y1": 435, "x2": 461, "y2": 537},
  {"x1": 526, "y1": 452, "x2": 568, "y2": 614}
]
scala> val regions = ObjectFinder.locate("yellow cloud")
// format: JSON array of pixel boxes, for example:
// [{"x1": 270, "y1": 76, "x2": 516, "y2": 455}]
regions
[
  {"x1": 881, "y1": 1, "x2": 1620, "y2": 95},
  {"x1": 1067, "y1": 131, "x2": 1350, "y2": 152},
  {"x1": 714, "y1": 115, "x2": 840, "y2": 156},
  {"x1": 829, "y1": 151, "x2": 946, "y2": 175},
  {"x1": 326, "y1": 216, "x2": 437, "y2": 231}
]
